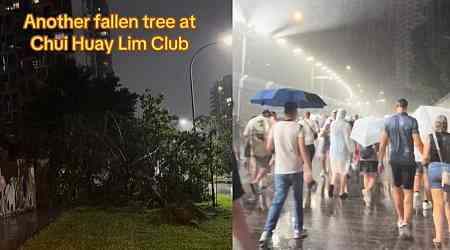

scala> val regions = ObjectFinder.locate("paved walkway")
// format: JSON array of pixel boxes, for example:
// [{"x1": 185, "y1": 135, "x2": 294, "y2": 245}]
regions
[
  {"x1": 0, "y1": 209, "x2": 58, "y2": 250},
  {"x1": 239, "y1": 164, "x2": 439, "y2": 250}
]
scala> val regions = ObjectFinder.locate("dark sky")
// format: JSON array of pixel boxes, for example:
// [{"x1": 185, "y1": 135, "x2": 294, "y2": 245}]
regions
[{"x1": 108, "y1": 0, "x2": 232, "y2": 119}]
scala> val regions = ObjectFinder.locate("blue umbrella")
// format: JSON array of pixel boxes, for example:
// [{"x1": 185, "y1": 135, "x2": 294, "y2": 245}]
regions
[{"x1": 250, "y1": 88, "x2": 327, "y2": 108}]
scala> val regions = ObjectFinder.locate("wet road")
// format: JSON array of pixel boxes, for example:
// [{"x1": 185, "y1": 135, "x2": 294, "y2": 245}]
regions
[
  {"x1": 0, "y1": 209, "x2": 58, "y2": 250},
  {"x1": 239, "y1": 167, "x2": 441, "y2": 250}
]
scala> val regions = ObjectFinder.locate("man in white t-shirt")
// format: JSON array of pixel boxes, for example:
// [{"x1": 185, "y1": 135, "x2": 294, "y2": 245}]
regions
[{"x1": 259, "y1": 103, "x2": 313, "y2": 245}]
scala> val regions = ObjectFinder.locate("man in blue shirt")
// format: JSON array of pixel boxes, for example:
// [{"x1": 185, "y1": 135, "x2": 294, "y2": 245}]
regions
[{"x1": 379, "y1": 98, "x2": 423, "y2": 230}]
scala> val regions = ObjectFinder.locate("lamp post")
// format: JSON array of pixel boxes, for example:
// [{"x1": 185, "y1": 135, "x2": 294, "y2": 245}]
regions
[
  {"x1": 189, "y1": 35, "x2": 232, "y2": 130},
  {"x1": 189, "y1": 42, "x2": 217, "y2": 129}
]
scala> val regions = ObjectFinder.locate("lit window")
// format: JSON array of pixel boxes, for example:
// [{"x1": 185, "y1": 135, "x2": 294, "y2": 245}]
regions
[
  {"x1": 226, "y1": 97, "x2": 232, "y2": 103},
  {"x1": 6, "y1": 2, "x2": 20, "y2": 11}
]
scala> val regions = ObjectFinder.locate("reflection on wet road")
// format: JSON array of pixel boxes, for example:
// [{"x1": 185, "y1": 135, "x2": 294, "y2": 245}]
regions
[{"x1": 241, "y1": 174, "x2": 438, "y2": 250}]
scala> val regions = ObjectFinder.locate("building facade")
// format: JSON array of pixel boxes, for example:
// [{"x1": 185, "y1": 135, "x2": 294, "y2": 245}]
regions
[
  {"x1": 0, "y1": 0, "x2": 78, "y2": 215},
  {"x1": 210, "y1": 74, "x2": 232, "y2": 129},
  {"x1": 0, "y1": 0, "x2": 74, "y2": 158},
  {"x1": 72, "y1": 0, "x2": 113, "y2": 78}
]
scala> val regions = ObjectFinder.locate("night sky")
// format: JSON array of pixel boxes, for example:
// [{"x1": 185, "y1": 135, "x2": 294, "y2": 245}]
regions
[{"x1": 109, "y1": 0, "x2": 232, "y2": 119}]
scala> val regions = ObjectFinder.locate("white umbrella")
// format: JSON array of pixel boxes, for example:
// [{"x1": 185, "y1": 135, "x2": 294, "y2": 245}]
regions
[
  {"x1": 350, "y1": 116, "x2": 385, "y2": 147},
  {"x1": 412, "y1": 105, "x2": 450, "y2": 138},
  {"x1": 412, "y1": 105, "x2": 450, "y2": 161}
]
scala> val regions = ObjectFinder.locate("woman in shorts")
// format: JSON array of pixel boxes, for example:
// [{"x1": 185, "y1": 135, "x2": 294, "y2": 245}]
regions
[
  {"x1": 359, "y1": 143, "x2": 379, "y2": 207},
  {"x1": 423, "y1": 115, "x2": 450, "y2": 247}
]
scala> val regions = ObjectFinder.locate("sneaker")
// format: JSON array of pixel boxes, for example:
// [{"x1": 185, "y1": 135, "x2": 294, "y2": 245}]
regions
[
  {"x1": 328, "y1": 185, "x2": 334, "y2": 198},
  {"x1": 423, "y1": 201, "x2": 432, "y2": 210},
  {"x1": 397, "y1": 220, "x2": 408, "y2": 228},
  {"x1": 363, "y1": 189, "x2": 372, "y2": 207},
  {"x1": 293, "y1": 229, "x2": 308, "y2": 239},
  {"x1": 339, "y1": 193, "x2": 348, "y2": 200},
  {"x1": 259, "y1": 231, "x2": 272, "y2": 243},
  {"x1": 413, "y1": 192, "x2": 420, "y2": 209},
  {"x1": 320, "y1": 171, "x2": 326, "y2": 178},
  {"x1": 362, "y1": 189, "x2": 368, "y2": 204},
  {"x1": 398, "y1": 222, "x2": 408, "y2": 229}
]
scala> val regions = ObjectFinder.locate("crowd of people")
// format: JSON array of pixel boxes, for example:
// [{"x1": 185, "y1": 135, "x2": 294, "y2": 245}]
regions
[{"x1": 234, "y1": 98, "x2": 450, "y2": 249}]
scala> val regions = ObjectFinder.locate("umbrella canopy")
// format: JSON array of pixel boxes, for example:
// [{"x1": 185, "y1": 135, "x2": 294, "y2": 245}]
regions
[
  {"x1": 412, "y1": 106, "x2": 450, "y2": 161},
  {"x1": 412, "y1": 106, "x2": 450, "y2": 138},
  {"x1": 350, "y1": 116, "x2": 385, "y2": 147},
  {"x1": 250, "y1": 88, "x2": 327, "y2": 108}
]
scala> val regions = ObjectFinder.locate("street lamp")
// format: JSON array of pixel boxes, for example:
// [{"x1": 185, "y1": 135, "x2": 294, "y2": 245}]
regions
[
  {"x1": 293, "y1": 48, "x2": 303, "y2": 54},
  {"x1": 293, "y1": 11, "x2": 304, "y2": 23},
  {"x1": 189, "y1": 35, "x2": 231, "y2": 129},
  {"x1": 178, "y1": 118, "x2": 193, "y2": 131},
  {"x1": 276, "y1": 38, "x2": 287, "y2": 45},
  {"x1": 222, "y1": 35, "x2": 232, "y2": 46}
]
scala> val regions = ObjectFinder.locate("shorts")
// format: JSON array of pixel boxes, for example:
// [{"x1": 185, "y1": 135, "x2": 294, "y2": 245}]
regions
[
  {"x1": 306, "y1": 144, "x2": 315, "y2": 161},
  {"x1": 415, "y1": 162, "x2": 424, "y2": 174},
  {"x1": 251, "y1": 155, "x2": 271, "y2": 169},
  {"x1": 330, "y1": 159, "x2": 348, "y2": 175},
  {"x1": 359, "y1": 161, "x2": 378, "y2": 174},
  {"x1": 428, "y1": 162, "x2": 450, "y2": 191},
  {"x1": 390, "y1": 162, "x2": 416, "y2": 190}
]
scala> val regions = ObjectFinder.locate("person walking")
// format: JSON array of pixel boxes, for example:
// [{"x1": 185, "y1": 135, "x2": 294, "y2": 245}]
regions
[
  {"x1": 359, "y1": 143, "x2": 380, "y2": 207},
  {"x1": 413, "y1": 150, "x2": 432, "y2": 211},
  {"x1": 318, "y1": 110, "x2": 337, "y2": 195},
  {"x1": 259, "y1": 103, "x2": 313, "y2": 245},
  {"x1": 243, "y1": 110, "x2": 271, "y2": 186},
  {"x1": 379, "y1": 98, "x2": 423, "y2": 230},
  {"x1": 422, "y1": 115, "x2": 450, "y2": 247},
  {"x1": 299, "y1": 111, "x2": 319, "y2": 208},
  {"x1": 329, "y1": 109, "x2": 354, "y2": 199}
]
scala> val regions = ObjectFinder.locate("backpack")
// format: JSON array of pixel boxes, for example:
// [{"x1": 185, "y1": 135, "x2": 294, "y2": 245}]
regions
[
  {"x1": 253, "y1": 118, "x2": 267, "y2": 137},
  {"x1": 250, "y1": 117, "x2": 269, "y2": 157}
]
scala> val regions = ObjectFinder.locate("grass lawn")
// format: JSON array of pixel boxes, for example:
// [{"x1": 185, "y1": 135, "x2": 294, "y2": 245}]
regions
[{"x1": 20, "y1": 195, "x2": 232, "y2": 250}]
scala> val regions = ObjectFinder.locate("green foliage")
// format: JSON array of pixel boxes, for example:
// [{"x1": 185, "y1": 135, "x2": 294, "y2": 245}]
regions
[
  {"x1": 19, "y1": 195, "x2": 232, "y2": 250},
  {"x1": 196, "y1": 115, "x2": 233, "y2": 176},
  {"x1": 25, "y1": 60, "x2": 230, "y2": 209}
]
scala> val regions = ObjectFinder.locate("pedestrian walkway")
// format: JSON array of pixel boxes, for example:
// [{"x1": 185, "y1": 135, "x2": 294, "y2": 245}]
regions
[
  {"x1": 242, "y1": 177, "x2": 436, "y2": 250},
  {"x1": 0, "y1": 209, "x2": 58, "y2": 250}
]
